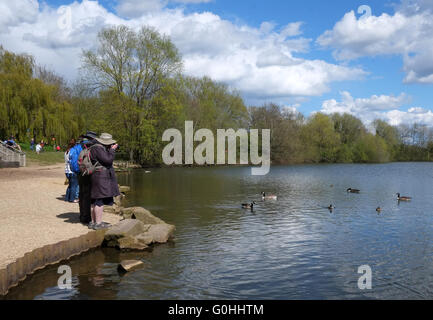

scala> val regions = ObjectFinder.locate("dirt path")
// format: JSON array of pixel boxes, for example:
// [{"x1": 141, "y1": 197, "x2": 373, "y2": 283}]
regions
[{"x1": 0, "y1": 165, "x2": 121, "y2": 269}]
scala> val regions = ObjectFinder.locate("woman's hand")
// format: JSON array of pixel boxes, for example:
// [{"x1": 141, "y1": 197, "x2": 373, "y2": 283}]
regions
[{"x1": 111, "y1": 144, "x2": 118, "y2": 151}]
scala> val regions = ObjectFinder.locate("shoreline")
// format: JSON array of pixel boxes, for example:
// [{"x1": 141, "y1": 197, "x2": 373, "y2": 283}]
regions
[{"x1": 0, "y1": 164, "x2": 121, "y2": 295}]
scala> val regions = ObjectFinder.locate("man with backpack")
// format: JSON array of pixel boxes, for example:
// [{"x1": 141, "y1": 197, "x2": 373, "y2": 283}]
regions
[{"x1": 69, "y1": 131, "x2": 98, "y2": 225}]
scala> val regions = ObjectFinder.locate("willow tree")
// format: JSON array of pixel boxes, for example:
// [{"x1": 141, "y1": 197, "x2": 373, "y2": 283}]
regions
[
  {"x1": 81, "y1": 25, "x2": 183, "y2": 161},
  {"x1": 0, "y1": 46, "x2": 79, "y2": 144}
]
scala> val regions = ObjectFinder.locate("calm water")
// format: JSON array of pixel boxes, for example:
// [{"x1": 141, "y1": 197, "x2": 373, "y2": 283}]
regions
[{"x1": 4, "y1": 163, "x2": 433, "y2": 300}]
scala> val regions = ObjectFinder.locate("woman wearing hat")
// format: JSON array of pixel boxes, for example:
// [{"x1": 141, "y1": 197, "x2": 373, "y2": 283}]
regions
[{"x1": 89, "y1": 133, "x2": 120, "y2": 230}]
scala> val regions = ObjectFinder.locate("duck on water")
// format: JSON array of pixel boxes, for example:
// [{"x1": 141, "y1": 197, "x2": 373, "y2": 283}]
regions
[
  {"x1": 397, "y1": 193, "x2": 412, "y2": 201},
  {"x1": 242, "y1": 202, "x2": 256, "y2": 210},
  {"x1": 261, "y1": 192, "x2": 277, "y2": 201},
  {"x1": 347, "y1": 188, "x2": 360, "y2": 193}
]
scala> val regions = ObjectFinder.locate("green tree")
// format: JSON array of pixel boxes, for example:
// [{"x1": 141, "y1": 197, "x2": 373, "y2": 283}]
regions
[
  {"x1": 302, "y1": 113, "x2": 341, "y2": 163},
  {"x1": 373, "y1": 119, "x2": 400, "y2": 160},
  {"x1": 81, "y1": 25, "x2": 183, "y2": 161},
  {"x1": 0, "y1": 46, "x2": 79, "y2": 145}
]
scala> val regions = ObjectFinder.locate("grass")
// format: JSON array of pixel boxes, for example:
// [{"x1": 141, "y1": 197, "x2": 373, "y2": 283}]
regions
[
  {"x1": 12, "y1": 142, "x2": 64, "y2": 166},
  {"x1": 26, "y1": 150, "x2": 65, "y2": 166}
]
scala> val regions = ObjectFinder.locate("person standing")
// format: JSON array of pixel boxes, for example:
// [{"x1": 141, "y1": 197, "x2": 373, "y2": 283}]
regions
[
  {"x1": 89, "y1": 133, "x2": 120, "y2": 230},
  {"x1": 69, "y1": 131, "x2": 98, "y2": 225},
  {"x1": 30, "y1": 138, "x2": 35, "y2": 151},
  {"x1": 35, "y1": 143, "x2": 42, "y2": 154},
  {"x1": 64, "y1": 139, "x2": 78, "y2": 203}
]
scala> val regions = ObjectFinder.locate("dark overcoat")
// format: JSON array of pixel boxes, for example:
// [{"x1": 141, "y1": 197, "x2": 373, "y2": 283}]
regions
[{"x1": 90, "y1": 144, "x2": 120, "y2": 200}]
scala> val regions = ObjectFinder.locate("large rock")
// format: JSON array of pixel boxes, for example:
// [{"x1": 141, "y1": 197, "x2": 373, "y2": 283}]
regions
[
  {"x1": 104, "y1": 219, "x2": 151, "y2": 250},
  {"x1": 134, "y1": 224, "x2": 176, "y2": 245},
  {"x1": 105, "y1": 219, "x2": 147, "y2": 240},
  {"x1": 119, "y1": 185, "x2": 131, "y2": 193},
  {"x1": 114, "y1": 194, "x2": 124, "y2": 206},
  {"x1": 104, "y1": 204, "x2": 122, "y2": 215},
  {"x1": 121, "y1": 207, "x2": 165, "y2": 225},
  {"x1": 104, "y1": 216, "x2": 175, "y2": 250},
  {"x1": 116, "y1": 236, "x2": 149, "y2": 250},
  {"x1": 147, "y1": 224, "x2": 176, "y2": 243},
  {"x1": 118, "y1": 260, "x2": 144, "y2": 272}
]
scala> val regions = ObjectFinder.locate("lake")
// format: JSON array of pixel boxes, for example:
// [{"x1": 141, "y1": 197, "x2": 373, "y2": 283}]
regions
[{"x1": 4, "y1": 163, "x2": 433, "y2": 299}]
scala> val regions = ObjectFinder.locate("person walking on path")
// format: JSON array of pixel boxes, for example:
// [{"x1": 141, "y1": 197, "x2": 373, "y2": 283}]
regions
[
  {"x1": 89, "y1": 133, "x2": 120, "y2": 230},
  {"x1": 64, "y1": 139, "x2": 78, "y2": 203},
  {"x1": 69, "y1": 131, "x2": 98, "y2": 225}
]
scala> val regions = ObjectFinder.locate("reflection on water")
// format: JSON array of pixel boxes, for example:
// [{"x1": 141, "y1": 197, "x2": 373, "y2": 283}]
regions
[{"x1": 4, "y1": 163, "x2": 433, "y2": 299}]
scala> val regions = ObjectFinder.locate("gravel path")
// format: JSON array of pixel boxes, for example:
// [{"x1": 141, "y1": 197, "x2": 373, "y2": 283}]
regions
[{"x1": 0, "y1": 164, "x2": 121, "y2": 269}]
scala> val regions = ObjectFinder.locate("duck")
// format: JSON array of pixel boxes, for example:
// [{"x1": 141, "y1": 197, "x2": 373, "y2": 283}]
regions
[
  {"x1": 261, "y1": 192, "x2": 277, "y2": 201},
  {"x1": 328, "y1": 204, "x2": 335, "y2": 211},
  {"x1": 376, "y1": 207, "x2": 382, "y2": 213},
  {"x1": 347, "y1": 188, "x2": 360, "y2": 194},
  {"x1": 396, "y1": 193, "x2": 412, "y2": 201},
  {"x1": 242, "y1": 202, "x2": 256, "y2": 210}
]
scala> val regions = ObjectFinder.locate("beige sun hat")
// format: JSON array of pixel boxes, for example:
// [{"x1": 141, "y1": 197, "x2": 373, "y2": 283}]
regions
[{"x1": 95, "y1": 133, "x2": 117, "y2": 145}]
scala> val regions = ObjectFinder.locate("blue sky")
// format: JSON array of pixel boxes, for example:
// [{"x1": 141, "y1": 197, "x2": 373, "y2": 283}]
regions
[{"x1": 1, "y1": 0, "x2": 433, "y2": 126}]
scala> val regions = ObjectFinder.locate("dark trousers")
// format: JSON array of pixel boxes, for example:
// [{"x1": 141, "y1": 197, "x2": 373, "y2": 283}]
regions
[
  {"x1": 78, "y1": 174, "x2": 92, "y2": 224},
  {"x1": 65, "y1": 173, "x2": 78, "y2": 202}
]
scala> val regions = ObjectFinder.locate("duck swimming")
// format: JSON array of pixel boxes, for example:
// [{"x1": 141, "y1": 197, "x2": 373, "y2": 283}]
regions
[
  {"x1": 376, "y1": 207, "x2": 382, "y2": 213},
  {"x1": 347, "y1": 188, "x2": 360, "y2": 193},
  {"x1": 328, "y1": 204, "x2": 335, "y2": 211},
  {"x1": 242, "y1": 202, "x2": 256, "y2": 210},
  {"x1": 261, "y1": 192, "x2": 277, "y2": 200},
  {"x1": 397, "y1": 193, "x2": 412, "y2": 201}
]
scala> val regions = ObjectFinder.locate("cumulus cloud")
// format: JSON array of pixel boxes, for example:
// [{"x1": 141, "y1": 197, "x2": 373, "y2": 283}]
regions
[
  {"x1": 0, "y1": 0, "x2": 366, "y2": 104},
  {"x1": 321, "y1": 91, "x2": 407, "y2": 114},
  {"x1": 385, "y1": 108, "x2": 433, "y2": 126},
  {"x1": 280, "y1": 22, "x2": 303, "y2": 38},
  {"x1": 317, "y1": 1, "x2": 433, "y2": 84},
  {"x1": 319, "y1": 91, "x2": 433, "y2": 126},
  {"x1": 0, "y1": 0, "x2": 39, "y2": 32}
]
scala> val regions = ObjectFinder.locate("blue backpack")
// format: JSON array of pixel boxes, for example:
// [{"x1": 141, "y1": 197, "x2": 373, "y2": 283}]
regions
[{"x1": 69, "y1": 144, "x2": 83, "y2": 174}]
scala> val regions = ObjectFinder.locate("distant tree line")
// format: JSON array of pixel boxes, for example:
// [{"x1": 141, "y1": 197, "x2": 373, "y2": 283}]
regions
[
  {"x1": 1, "y1": 25, "x2": 433, "y2": 165},
  {"x1": 250, "y1": 104, "x2": 433, "y2": 164}
]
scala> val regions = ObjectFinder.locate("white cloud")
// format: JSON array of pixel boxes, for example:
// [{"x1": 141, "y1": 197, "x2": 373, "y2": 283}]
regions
[
  {"x1": 280, "y1": 22, "x2": 303, "y2": 38},
  {"x1": 0, "y1": 0, "x2": 39, "y2": 32},
  {"x1": 0, "y1": 0, "x2": 366, "y2": 104},
  {"x1": 321, "y1": 91, "x2": 407, "y2": 114},
  {"x1": 385, "y1": 108, "x2": 433, "y2": 126},
  {"x1": 317, "y1": 2, "x2": 433, "y2": 84},
  {"x1": 397, "y1": 0, "x2": 433, "y2": 14},
  {"x1": 282, "y1": 104, "x2": 300, "y2": 115},
  {"x1": 319, "y1": 91, "x2": 433, "y2": 126},
  {"x1": 116, "y1": 0, "x2": 166, "y2": 17},
  {"x1": 116, "y1": 0, "x2": 212, "y2": 18}
]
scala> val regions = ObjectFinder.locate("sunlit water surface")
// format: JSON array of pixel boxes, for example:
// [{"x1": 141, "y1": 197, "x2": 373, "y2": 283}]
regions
[{"x1": 4, "y1": 163, "x2": 433, "y2": 300}]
